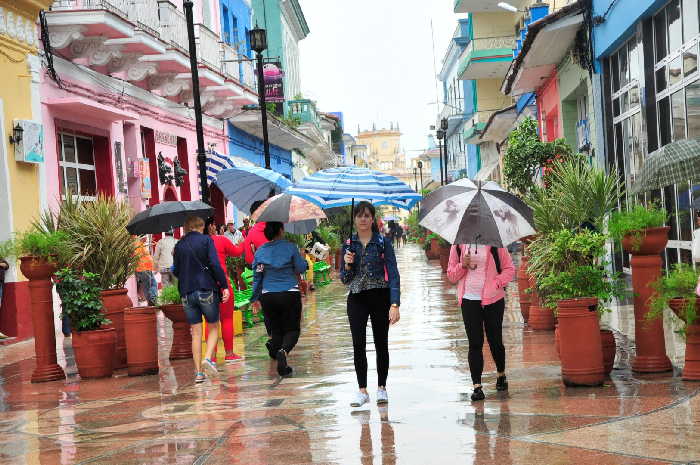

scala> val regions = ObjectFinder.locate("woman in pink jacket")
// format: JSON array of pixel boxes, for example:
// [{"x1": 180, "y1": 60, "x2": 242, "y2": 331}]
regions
[{"x1": 447, "y1": 243, "x2": 515, "y2": 401}]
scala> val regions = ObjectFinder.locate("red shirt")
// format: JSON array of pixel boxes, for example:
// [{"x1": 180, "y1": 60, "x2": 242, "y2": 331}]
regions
[
  {"x1": 210, "y1": 235, "x2": 242, "y2": 275},
  {"x1": 242, "y1": 222, "x2": 268, "y2": 265}
]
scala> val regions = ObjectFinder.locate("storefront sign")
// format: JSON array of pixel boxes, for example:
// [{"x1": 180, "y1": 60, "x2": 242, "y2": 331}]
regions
[
  {"x1": 114, "y1": 141, "x2": 127, "y2": 194},
  {"x1": 139, "y1": 158, "x2": 151, "y2": 199},
  {"x1": 155, "y1": 130, "x2": 177, "y2": 146},
  {"x1": 13, "y1": 120, "x2": 44, "y2": 164}
]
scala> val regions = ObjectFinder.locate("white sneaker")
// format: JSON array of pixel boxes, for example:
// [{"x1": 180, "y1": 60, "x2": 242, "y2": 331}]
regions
[
  {"x1": 202, "y1": 358, "x2": 219, "y2": 378},
  {"x1": 350, "y1": 391, "x2": 370, "y2": 407},
  {"x1": 376, "y1": 388, "x2": 389, "y2": 404}
]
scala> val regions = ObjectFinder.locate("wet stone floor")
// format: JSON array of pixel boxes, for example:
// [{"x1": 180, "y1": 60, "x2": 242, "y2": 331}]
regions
[{"x1": 2, "y1": 244, "x2": 700, "y2": 464}]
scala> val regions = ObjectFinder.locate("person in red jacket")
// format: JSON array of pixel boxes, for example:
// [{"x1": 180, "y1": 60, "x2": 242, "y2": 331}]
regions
[
  {"x1": 205, "y1": 218, "x2": 244, "y2": 363},
  {"x1": 241, "y1": 200, "x2": 269, "y2": 266}
]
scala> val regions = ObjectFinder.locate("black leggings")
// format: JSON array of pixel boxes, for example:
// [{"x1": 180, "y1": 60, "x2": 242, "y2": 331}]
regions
[
  {"x1": 461, "y1": 298, "x2": 506, "y2": 385},
  {"x1": 347, "y1": 288, "x2": 390, "y2": 389},
  {"x1": 260, "y1": 291, "x2": 302, "y2": 354}
]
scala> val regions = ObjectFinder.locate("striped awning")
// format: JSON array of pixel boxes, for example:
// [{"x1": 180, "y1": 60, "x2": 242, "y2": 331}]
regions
[{"x1": 205, "y1": 151, "x2": 256, "y2": 185}]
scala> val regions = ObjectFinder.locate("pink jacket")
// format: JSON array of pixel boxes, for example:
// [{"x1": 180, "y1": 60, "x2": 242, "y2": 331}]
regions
[{"x1": 447, "y1": 244, "x2": 515, "y2": 307}]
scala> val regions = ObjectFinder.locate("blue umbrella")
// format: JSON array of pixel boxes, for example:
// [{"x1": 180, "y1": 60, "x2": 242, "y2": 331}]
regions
[
  {"x1": 286, "y1": 167, "x2": 421, "y2": 210},
  {"x1": 216, "y1": 166, "x2": 292, "y2": 214},
  {"x1": 286, "y1": 167, "x2": 421, "y2": 237}
]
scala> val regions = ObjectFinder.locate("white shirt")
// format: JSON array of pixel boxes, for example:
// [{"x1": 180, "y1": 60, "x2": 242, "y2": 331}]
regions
[
  {"x1": 153, "y1": 236, "x2": 177, "y2": 271},
  {"x1": 225, "y1": 229, "x2": 244, "y2": 245}
]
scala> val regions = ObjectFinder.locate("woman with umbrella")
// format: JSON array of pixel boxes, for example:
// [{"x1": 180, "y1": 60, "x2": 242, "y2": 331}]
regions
[
  {"x1": 250, "y1": 222, "x2": 308, "y2": 377},
  {"x1": 205, "y1": 218, "x2": 244, "y2": 363},
  {"x1": 420, "y1": 179, "x2": 532, "y2": 401},
  {"x1": 341, "y1": 202, "x2": 401, "y2": 407}
]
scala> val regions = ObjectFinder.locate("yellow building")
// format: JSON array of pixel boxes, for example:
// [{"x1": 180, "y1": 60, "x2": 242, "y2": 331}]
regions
[{"x1": 0, "y1": 0, "x2": 53, "y2": 338}]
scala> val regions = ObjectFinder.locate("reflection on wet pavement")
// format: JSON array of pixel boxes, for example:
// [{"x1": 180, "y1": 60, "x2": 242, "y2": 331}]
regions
[{"x1": 1, "y1": 244, "x2": 699, "y2": 464}]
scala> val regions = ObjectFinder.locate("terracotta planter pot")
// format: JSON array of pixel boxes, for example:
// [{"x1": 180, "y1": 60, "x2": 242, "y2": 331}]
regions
[
  {"x1": 554, "y1": 324, "x2": 560, "y2": 357},
  {"x1": 101, "y1": 289, "x2": 132, "y2": 370},
  {"x1": 669, "y1": 298, "x2": 700, "y2": 381},
  {"x1": 601, "y1": 330, "x2": 616, "y2": 376},
  {"x1": 439, "y1": 246, "x2": 450, "y2": 273},
  {"x1": 557, "y1": 298, "x2": 604, "y2": 387},
  {"x1": 19, "y1": 256, "x2": 65, "y2": 383},
  {"x1": 72, "y1": 328, "x2": 116, "y2": 379},
  {"x1": 624, "y1": 227, "x2": 672, "y2": 373},
  {"x1": 621, "y1": 226, "x2": 670, "y2": 255},
  {"x1": 161, "y1": 304, "x2": 193, "y2": 360},
  {"x1": 517, "y1": 256, "x2": 531, "y2": 324},
  {"x1": 429, "y1": 238, "x2": 440, "y2": 260},
  {"x1": 527, "y1": 276, "x2": 554, "y2": 330},
  {"x1": 124, "y1": 306, "x2": 159, "y2": 376}
]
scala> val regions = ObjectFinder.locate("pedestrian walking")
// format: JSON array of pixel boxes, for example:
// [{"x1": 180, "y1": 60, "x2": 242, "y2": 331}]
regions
[
  {"x1": 135, "y1": 237, "x2": 158, "y2": 306},
  {"x1": 394, "y1": 223, "x2": 403, "y2": 248},
  {"x1": 250, "y1": 221, "x2": 308, "y2": 376},
  {"x1": 447, "y1": 243, "x2": 515, "y2": 401},
  {"x1": 205, "y1": 218, "x2": 244, "y2": 363},
  {"x1": 224, "y1": 222, "x2": 244, "y2": 245},
  {"x1": 153, "y1": 231, "x2": 178, "y2": 288},
  {"x1": 172, "y1": 215, "x2": 230, "y2": 383},
  {"x1": 241, "y1": 201, "x2": 269, "y2": 267},
  {"x1": 341, "y1": 202, "x2": 401, "y2": 407},
  {"x1": 0, "y1": 256, "x2": 9, "y2": 339}
]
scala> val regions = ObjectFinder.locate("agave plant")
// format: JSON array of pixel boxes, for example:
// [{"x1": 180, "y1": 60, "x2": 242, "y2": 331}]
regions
[{"x1": 60, "y1": 195, "x2": 139, "y2": 290}]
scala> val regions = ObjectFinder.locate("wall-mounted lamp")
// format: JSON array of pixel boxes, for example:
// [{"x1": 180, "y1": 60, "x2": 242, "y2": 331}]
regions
[{"x1": 9, "y1": 122, "x2": 23, "y2": 145}]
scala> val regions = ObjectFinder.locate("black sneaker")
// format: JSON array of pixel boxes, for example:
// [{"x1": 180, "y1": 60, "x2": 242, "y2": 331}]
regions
[
  {"x1": 471, "y1": 386, "x2": 485, "y2": 401},
  {"x1": 496, "y1": 375, "x2": 508, "y2": 392},
  {"x1": 266, "y1": 340, "x2": 276, "y2": 360},
  {"x1": 277, "y1": 349, "x2": 289, "y2": 376}
]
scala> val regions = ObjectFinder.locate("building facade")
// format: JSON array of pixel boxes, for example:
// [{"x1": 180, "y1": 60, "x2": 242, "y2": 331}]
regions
[{"x1": 0, "y1": 0, "x2": 54, "y2": 339}]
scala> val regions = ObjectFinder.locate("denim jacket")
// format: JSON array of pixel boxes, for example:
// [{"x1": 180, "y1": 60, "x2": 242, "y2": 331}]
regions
[
  {"x1": 340, "y1": 232, "x2": 401, "y2": 306},
  {"x1": 251, "y1": 239, "x2": 308, "y2": 303}
]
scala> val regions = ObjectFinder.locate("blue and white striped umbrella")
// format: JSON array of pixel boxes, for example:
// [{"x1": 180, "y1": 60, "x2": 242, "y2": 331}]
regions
[
  {"x1": 216, "y1": 166, "x2": 292, "y2": 214},
  {"x1": 286, "y1": 167, "x2": 421, "y2": 210}
]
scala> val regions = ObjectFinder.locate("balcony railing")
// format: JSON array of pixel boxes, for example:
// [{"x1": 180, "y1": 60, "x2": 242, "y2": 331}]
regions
[
  {"x1": 196, "y1": 24, "x2": 220, "y2": 70},
  {"x1": 157, "y1": 1, "x2": 188, "y2": 53},
  {"x1": 241, "y1": 59, "x2": 256, "y2": 89},
  {"x1": 125, "y1": 0, "x2": 160, "y2": 38},
  {"x1": 51, "y1": 0, "x2": 129, "y2": 15},
  {"x1": 464, "y1": 36, "x2": 517, "y2": 58}
]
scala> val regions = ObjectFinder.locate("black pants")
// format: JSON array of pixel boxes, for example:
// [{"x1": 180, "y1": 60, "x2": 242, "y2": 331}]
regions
[
  {"x1": 347, "y1": 288, "x2": 390, "y2": 389},
  {"x1": 260, "y1": 291, "x2": 302, "y2": 354},
  {"x1": 461, "y1": 298, "x2": 506, "y2": 385}
]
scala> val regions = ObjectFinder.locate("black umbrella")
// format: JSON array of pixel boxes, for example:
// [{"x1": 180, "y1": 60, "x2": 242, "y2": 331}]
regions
[{"x1": 126, "y1": 200, "x2": 214, "y2": 235}]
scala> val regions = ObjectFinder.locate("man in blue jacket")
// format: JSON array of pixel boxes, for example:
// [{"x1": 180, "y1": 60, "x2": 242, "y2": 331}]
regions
[{"x1": 173, "y1": 215, "x2": 230, "y2": 384}]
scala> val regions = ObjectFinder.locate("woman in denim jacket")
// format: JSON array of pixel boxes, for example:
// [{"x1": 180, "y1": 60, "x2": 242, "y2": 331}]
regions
[
  {"x1": 341, "y1": 201, "x2": 401, "y2": 407},
  {"x1": 251, "y1": 222, "x2": 308, "y2": 377}
]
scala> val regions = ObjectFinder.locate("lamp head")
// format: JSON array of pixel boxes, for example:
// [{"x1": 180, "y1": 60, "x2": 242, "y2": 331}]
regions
[
  {"x1": 440, "y1": 118, "x2": 448, "y2": 130},
  {"x1": 9, "y1": 122, "x2": 23, "y2": 145},
  {"x1": 249, "y1": 27, "x2": 268, "y2": 54}
]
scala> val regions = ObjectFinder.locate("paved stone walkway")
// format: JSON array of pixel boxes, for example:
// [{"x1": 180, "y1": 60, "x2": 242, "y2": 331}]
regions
[{"x1": 1, "y1": 244, "x2": 699, "y2": 464}]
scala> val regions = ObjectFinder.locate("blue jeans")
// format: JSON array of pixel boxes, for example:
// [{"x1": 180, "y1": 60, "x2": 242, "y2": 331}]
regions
[
  {"x1": 182, "y1": 289, "x2": 220, "y2": 325},
  {"x1": 136, "y1": 271, "x2": 158, "y2": 306}
]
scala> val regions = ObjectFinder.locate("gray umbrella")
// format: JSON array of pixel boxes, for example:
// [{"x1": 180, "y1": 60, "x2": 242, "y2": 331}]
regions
[
  {"x1": 631, "y1": 138, "x2": 700, "y2": 193},
  {"x1": 127, "y1": 200, "x2": 214, "y2": 235},
  {"x1": 251, "y1": 194, "x2": 326, "y2": 235},
  {"x1": 418, "y1": 178, "x2": 535, "y2": 247}
]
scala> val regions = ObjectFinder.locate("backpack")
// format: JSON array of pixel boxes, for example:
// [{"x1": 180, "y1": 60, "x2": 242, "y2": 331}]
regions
[{"x1": 457, "y1": 244, "x2": 501, "y2": 274}]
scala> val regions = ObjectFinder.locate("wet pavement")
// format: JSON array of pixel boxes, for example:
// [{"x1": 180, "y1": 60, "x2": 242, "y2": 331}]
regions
[{"x1": 2, "y1": 244, "x2": 700, "y2": 464}]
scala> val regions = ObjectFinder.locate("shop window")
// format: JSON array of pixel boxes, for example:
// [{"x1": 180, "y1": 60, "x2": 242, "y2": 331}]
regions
[
  {"x1": 656, "y1": 66, "x2": 668, "y2": 92},
  {"x1": 611, "y1": 53, "x2": 620, "y2": 92},
  {"x1": 678, "y1": 180, "x2": 692, "y2": 241},
  {"x1": 629, "y1": 37, "x2": 642, "y2": 83},
  {"x1": 667, "y1": 0, "x2": 683, "y2": 53},
  {"x1": 59, "y1": 133, "x2": 97, "y2": 200},
  {"x1": 669, "y1": 56, "x2": 683, "y2": 86},
  {"x1": 687, "y1": 80, "x2": 700, "y2": 137},
  {"x1": 665, "y1": 184, "x2": 679, "y2": 240},
  {"x1": 621, "y1": 92, "x2": 629, "y2": 114},
  {"x1": 685, "y1": 45, "x2": 699, "y2": 77},
  {"x1": 672, "y1": 89, "x2": 687, "y2": 140},
  {"x1": 658, "y1": 96, "x2": 672, "y2": 146},
  {"x1": 619, "y1": 47, "x2": 629, "y2": 88},
  {"x1": 629, "y1": 86, "x2": 640, "y2": 107},
  {"x1": 683, "y1": 0, "x2": 699, "y2": 42},
  {"x1": 655, "y1": 8, "x2": 668, "y2": 62}
]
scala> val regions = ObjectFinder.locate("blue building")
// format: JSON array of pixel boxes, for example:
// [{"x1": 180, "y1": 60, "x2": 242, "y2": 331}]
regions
[
  {"x1": 226, "y1": 122, "x2": 294, "y2": 179},
  {"x1": 219, "y1": 0, "x2": 253, "y2": 85},
  {"x1": 591, "y1": 0, "x2": 699, "y2": 270}
]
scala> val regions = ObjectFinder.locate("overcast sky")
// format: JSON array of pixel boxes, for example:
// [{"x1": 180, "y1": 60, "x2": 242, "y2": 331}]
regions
[{"x1": 297, "y1": 0, "x2": 464, "y2": 157}]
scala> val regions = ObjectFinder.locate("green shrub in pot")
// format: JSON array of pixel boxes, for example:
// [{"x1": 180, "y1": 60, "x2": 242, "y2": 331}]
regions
[
  {"x1": 608, "y1": 204, "x2": 667, "y2": 252},
  {"x1": 648, "y1": 263, "x2": 699, "y2": 336},
  {"x1": 158, "y1": 284, "x2": 181, "y2": 306},
  {"x1": 54, "y1": 268, "x2": 109, "y2": 331}
]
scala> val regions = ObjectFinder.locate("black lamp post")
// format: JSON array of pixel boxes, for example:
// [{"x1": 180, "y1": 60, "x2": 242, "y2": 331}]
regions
[
  {"x1": 413, "y1": 167, "x2": 418, "y2": 192},
  {"x1": 183, "y1": 0, "x2": 208, "y2": 203},
  {"x1": 441, "y1": 118, "x2": 449, "y2": 184},
  {"x1": 436, "y1": 128, "x2": 445, "y2": 186},
  {"x1": 250, "y1": 26, "x2": 271, "y2": 170},
  {"x1": 417, "y1": 160, "x2": 423, "y2": 190}
]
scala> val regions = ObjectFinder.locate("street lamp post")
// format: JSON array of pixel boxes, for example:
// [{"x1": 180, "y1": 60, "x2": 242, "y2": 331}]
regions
[
  {"x1": 250, "y1": 26, "x2": 271, "y2": 170},
  {"x1": 436, "y1": 128, "x2": 445, "y2": 186},
  {"x1": 413, "y1": 167, "x2": 418, "y2": 192},
  {"x1": 417, "y1": 160, "x2": 423, "y2": 216},
  {"x1": 441, "y1": 118, "x2": 449, "y2": 184},
  {"x1": 183, "y1": 0, "x2": 208, "y2": 203}
]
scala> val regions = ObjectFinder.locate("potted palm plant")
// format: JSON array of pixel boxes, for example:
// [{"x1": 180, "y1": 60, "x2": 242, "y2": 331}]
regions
[
  {"x1": 159, "y1": 284, "x2": 192, "y2": 360},
  {"x1": 60, "y1": 195, "x2": 139, "y2": 370},
  {"x1": 648, "y1": 264, "x2": 700, "y2": 381},
  {"x1": 55, "y1": 268, "x2": 115, "y2": 379}
]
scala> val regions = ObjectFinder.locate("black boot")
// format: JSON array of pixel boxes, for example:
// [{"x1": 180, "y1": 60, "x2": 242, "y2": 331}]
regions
[
  {"x1": 277, "y1": 349, "x2": 292, "y2": 376},
  {"x1": 471, "y1": 386, "x2": 485, "y2": 401},
  {"x1": 496, "y1": 375, "x2": 508, "y2": 392},
  {"x1": 266, "y1": 340, "x2": 276, "y2": 360}
]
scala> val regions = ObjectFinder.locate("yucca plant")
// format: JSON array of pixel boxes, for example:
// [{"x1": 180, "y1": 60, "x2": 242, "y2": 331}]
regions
[{"x1": 60, "y1": 195, "x2": 139, "y2": 290}]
